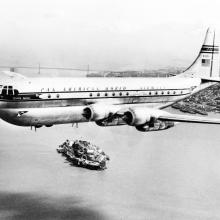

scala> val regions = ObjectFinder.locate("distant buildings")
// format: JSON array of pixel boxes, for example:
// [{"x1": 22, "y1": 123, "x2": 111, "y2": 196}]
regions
[{"x1": 173, "y1": 84, "x2": 220, "y2": 115}]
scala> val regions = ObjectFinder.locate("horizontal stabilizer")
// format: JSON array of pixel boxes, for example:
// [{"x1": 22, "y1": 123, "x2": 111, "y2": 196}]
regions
[
  {"x1": 201, "y1": 77, "x2": 220, "y2": 83},
  {"x1": 0, "y1": 71, "x2": 27, "y2": 80}
]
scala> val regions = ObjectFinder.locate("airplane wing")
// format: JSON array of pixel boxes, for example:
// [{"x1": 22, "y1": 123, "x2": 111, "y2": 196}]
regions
[
  {"x1": 105, "y1": 106, "x2": 220, "y2": 127},
  {"x1": 158, "y1": 112, "x2": 220, "y2": 124}
]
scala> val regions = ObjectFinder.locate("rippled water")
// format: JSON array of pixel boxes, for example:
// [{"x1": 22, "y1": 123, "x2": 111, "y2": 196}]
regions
[{"x1": 1, "y1": 115, "x2": 220, "y2": 220}]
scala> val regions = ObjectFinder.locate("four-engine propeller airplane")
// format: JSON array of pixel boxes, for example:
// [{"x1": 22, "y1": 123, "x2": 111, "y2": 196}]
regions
[{"x1": 1, "y1": 28, "x2": 220, "y2": 132}]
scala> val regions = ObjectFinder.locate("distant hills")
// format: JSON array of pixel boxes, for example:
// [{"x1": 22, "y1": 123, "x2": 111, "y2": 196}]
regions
[{"x1": 86, "y1": 67, "x2": 185, "y2": 77}]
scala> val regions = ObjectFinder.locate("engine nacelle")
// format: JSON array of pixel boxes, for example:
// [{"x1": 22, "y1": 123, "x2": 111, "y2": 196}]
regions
[
  {"x1": 123, "y1": 108, "x2": 152, "y2": 126},
  {"x1": 136, "y1": 120, "x2": 175, "y2": 132},
  {"x1": 122, "y1": 106, "x2": 176, "y2": 130},
  {"x1": 83, "y1": 104, "x2": 120, "y2": 121}
]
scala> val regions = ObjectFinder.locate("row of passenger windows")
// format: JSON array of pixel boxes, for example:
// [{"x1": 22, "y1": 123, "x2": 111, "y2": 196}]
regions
[
  {"x1": 46, "y1": 90, "x2": 185, "y2": 98},
  {"x1": 91, "y1": 92, "x2": 127, "y2": 97},
  {"x1": 89, "y1": 90, "x2": 184, "y2": 97}
]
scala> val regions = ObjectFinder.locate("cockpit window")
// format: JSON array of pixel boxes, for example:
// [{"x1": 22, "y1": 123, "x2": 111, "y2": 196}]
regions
[
  {"x1": 1, "y1": 87, "x2": 7, "y2": 96},
  {"x1": 14, "y1": 89, "x2": 19, "y2": 96},
  {"x1": 8, "y1": 86, "x2": 13, "y2": 95},
  {"x1": 1, "y1": 85, "x2": 19, "y2": 99}
]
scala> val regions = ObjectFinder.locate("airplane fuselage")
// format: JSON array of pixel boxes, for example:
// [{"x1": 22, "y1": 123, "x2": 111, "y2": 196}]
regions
[{"x1": 0, "y1": 77, "x2": 203, "y2": 127}]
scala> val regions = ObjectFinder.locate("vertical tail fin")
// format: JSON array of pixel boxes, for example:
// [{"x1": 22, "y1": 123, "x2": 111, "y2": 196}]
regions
[{"x1": 178, "y1": 28, "x2": 220, "y2": 79}]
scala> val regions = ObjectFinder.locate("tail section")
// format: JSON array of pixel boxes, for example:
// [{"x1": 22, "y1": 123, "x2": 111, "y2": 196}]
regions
[{"x1": 178, "y1": 28, "x2": 220, "y2": 79}]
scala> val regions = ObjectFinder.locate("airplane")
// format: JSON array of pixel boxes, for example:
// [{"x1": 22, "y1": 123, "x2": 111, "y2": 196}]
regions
[{"x1": 1, "y1": 28, "x2": 220, "y2": 132}]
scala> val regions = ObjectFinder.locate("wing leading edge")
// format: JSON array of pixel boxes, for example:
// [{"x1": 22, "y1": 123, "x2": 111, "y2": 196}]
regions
[{"x1": 159, "y1": 113, "x2": 220, "y2": 124}]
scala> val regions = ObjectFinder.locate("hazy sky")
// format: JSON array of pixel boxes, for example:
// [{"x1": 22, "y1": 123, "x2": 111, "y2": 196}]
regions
[{"x1": 0, "y1": 0, "x2": 220, "y2": 72}]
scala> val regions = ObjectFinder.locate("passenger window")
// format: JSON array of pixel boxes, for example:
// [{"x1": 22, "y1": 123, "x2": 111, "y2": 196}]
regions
[
  {"x1": 89, "y1": 93, "x2": 92, "y2": 97},
  {"x1": 48, "y1": 94, "x2": 51, "y2": 98},
  {"x1": 56, "y1": 94, "x2": 60, "y2": 98},
  {"x1": 105, "y1": 93, "x2": 108, "y2": 96},
  {"x1": 97, "y1": 93, "x2": 100, "y2": 97},
  {"x1": 126, "y1": 92, "x2": 129, "y2": 96},
  {"x1": 112, "y1": 93, "x2": 115, "y2": 96},
  {"x1": 119, "y1": 92, "x2": 122, "y2": 96}
]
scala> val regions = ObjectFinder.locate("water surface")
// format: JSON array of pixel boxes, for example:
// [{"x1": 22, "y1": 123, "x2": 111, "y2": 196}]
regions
[{"x1": 1, "y1": 117, "x2": 220, "y2": 219}]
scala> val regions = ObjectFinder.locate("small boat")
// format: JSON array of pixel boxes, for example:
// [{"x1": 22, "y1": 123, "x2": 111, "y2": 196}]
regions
[{"x1": 57, "y1": 139, "x2": 109, "y2": 170}]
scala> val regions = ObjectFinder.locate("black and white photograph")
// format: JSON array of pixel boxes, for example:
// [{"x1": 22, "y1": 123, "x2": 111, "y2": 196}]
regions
[{"x1": 1, "y1": 0, "x2": 220, "y2": 219}]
